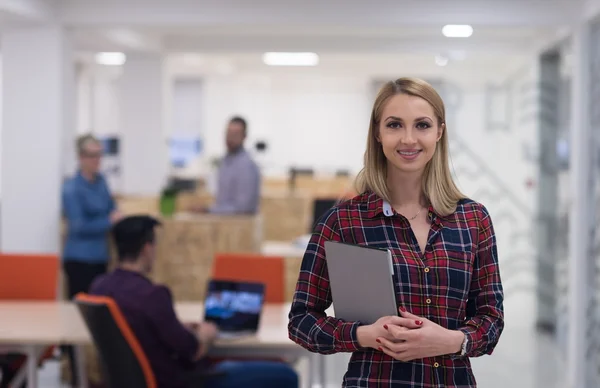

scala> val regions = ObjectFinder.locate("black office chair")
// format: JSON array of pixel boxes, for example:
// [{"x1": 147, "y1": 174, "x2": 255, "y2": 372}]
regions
[{"x1": 75, "y1": 293, "x2": 221, "y2": 388}]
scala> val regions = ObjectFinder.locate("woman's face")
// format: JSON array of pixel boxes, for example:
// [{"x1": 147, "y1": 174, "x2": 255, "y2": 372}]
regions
[{"x1": 376, "y1": 93, "x2": 443, "y2": 175}]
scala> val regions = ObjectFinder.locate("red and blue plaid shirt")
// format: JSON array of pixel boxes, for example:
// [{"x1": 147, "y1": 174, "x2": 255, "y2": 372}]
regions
[{"x1": 288, "y1": 191, "x2": 504, "y2": 387}]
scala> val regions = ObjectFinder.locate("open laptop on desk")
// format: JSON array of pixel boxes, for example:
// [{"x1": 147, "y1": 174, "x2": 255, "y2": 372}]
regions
[{"x1": 204, "y1": 279, "x2": 266, "y2": 339}]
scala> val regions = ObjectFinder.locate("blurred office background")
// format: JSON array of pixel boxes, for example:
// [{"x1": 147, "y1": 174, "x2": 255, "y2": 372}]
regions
[{"x1": 0, "y1": 0, "x2": 599, "y2": 387}]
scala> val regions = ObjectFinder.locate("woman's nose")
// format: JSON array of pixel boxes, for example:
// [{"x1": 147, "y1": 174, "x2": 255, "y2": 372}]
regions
[{"x1": 400, "y1": 129, "x2": 416, "y2": 144}]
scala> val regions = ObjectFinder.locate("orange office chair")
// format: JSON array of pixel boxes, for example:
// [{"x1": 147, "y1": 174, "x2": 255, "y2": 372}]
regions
[
  {"x1": 0, "y1": 253, "x2": 59, "y2": 387},
  {"x1": 75, "y1": 293, "x2": 223, "y2": 388},
  {"x1": 211, "y1": 253, "x2": 285, "y2": 303},
  {"x1": 0, "y1": 253, "x2": 59, "y2": 300}
]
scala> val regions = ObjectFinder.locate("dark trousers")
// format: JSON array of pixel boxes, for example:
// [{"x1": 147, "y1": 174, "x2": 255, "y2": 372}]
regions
[
  {"x1": 0, "y1": 354, "x2": 26, "y2": 388},
  {"x1": 63, "y1": 260, "x2": 108, "y2": 387},
  {"x1": 203, "y1": 361, "x2": 298, "y2": 388},
  {"x1": 64, "y1": 261, "x2": 108, "y2": 299}
]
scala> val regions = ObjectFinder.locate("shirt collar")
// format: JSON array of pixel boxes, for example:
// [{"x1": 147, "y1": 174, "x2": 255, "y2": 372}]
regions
[
  {"x1": 226, "y1": 147, "x2": 246, "y2": 157},
  {"x1": 365, "y1": 191, "x2": 386, "y2": 218},
  {"x1": 365, "y1": 190, "x2": 443, "y2": 225},
  {"x1": 114, "y1": 267, "x2": 152, "y2": 282},
  {"x1": 76, "y1": 170, "x2": 101, "y2": 184}
]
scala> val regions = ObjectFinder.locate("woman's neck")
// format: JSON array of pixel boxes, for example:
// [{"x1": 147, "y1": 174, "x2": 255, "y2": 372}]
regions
[
  {"x1": 80, "y1": 169, "x2": 96, "y2": 182},
  {"x1": 387, "y1": 167, "x2": 426, "y2": 208}
]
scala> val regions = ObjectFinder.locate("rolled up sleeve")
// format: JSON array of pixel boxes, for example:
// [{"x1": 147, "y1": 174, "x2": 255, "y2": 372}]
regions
[{"x1": 458, "y1": 204, "x2": 504, "y2": 357}]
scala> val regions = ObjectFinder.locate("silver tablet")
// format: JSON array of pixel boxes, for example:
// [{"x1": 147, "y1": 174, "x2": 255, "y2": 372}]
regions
[{"x1": 324, "y1": 241, "x2": 398, "y2": 325}]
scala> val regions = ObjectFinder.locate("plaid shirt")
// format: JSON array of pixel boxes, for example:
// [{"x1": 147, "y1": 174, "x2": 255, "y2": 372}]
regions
[{"x1": 288, "y1": 191, "x2": 504, "y2": 387}]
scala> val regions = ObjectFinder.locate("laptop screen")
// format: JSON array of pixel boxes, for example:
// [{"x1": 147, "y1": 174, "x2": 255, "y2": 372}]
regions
[{"x1": 204, "y1": 280, "x2": 265, "y2": 332}]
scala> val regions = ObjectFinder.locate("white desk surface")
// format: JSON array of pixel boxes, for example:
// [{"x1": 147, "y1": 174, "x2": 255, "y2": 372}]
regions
[
  {"x1": 261, "y1": 240, "x2": 307, "y2": 258},
  {"x1": 0, "y1": 301, "x2": 298, "y2": 349},
  {"x1": 0, "y1": 301, "x2": 89, "y2": 345},
  {"x1": 178, "y1": 302, "x2": 298, "y2": 349}
]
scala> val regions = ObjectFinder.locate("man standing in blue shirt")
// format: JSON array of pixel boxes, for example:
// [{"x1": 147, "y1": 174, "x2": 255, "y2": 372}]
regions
[
  {"x1": 196, "y1": 116, "x2": 261, "y2": 215},
  {"x1": 62, "y1": 134, "x2": 122, "y2": 386}
]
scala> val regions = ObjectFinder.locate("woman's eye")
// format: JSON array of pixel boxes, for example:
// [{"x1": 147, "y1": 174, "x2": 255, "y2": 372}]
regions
[
  {"x1": 386, "y1": 122, "x2": 401, "y2": 129},
  {"x1": 416, "y1": 122, "x2": 431, "y2": 129}
]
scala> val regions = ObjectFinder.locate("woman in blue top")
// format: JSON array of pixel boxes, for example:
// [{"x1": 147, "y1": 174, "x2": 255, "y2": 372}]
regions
[
  {"x1": 62, "y1": 134, "x2": 122, "y2": 297},
  {"x1": 61, "y1": 134, "x2": 123, "y2": 386}
]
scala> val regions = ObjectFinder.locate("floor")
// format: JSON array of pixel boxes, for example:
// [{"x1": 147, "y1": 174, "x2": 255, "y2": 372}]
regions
[{"x1": 31, "y1": 325, "x2": 564, "y2": 388}]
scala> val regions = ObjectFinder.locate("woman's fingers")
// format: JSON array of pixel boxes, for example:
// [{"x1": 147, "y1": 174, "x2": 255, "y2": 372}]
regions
[
  {"x1": 385, "y1": 316, "x2": 424, "y2": 330},
  {"x1": 386, "y1": 324, "x2": 414, "y2": 340},
  {"x1": 377, "y1": 335, "x2": 409, "y2": 353},
  {"x1": 377, "y1": 342, "x2": 414, "y2": 361}
]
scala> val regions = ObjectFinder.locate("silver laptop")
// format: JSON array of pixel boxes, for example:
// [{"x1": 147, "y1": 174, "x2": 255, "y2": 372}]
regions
[{"x1": 324, "y1": 241, "x2": 398, "y2": 324}]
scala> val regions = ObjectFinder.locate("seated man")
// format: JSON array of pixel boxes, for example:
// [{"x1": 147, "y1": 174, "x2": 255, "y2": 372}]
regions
[{"x1": 90, "y1": 215, "x2": 298, "y2": 388}]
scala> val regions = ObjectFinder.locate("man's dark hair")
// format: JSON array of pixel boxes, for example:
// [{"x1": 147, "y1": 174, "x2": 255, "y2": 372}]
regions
[
  {"x1": 229, "y1": 116, "x2": 247, "y2": 136},
  {"x1": 111, "y1": 215, "x2": 161, "y2": 262}
]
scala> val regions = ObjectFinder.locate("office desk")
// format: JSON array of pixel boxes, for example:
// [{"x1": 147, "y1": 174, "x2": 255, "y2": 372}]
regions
[
  {"x1": 261, "y1": 240, "x2": 307, "y2": 258},
  {"x1": 177, "y1": 302, "x2": 325, "y2": 387},
  {"x1": 0, "y1": 301, "x2": 89, "y2": 388},
  {"x1": 0, "y1": 301, "x2": 325, "y2": 388},
  {"x1": 178, "y1": 302, "x2": 297, "y2": 349}
]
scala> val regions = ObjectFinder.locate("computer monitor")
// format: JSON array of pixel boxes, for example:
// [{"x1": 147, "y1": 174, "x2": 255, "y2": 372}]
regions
[{"x1": 311, "y1": 198, "x2": 339, "y2": 231}]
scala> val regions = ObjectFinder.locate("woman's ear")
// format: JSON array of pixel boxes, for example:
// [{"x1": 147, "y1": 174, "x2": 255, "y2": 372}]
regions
[
  {"x1": 437, "y1": 123, "x2": 445, "y2": 142},
  {"x1": 374, "y1": 128, "x2": 381, "y2": 143}
]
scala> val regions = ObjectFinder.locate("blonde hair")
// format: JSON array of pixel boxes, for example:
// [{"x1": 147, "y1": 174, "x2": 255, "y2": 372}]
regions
[
  {"x1": 354, "y1": 77, "x2": 465, "y2": 216},
  {"x1": 76, "y1": 133, "x2": 100, "y2": 155}
]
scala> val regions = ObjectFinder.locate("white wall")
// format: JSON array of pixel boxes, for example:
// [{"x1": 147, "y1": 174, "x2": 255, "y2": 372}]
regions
[
  {"x1": 77, "y1": 64, "x2": 122, "y2": 136},
  {"x1": 1, "y1": 27, "x2": 74, "y2": 254},
  {"x1": 200, "y1": 72, "x2": 371, "y2": 176},
  {"x1": 172, "y1": 78, "x2": 204, "y2": 137},
  {"x1": 0, "y1": 55, "x2": 2, "y2": 199},
  {"x1": 120, "y1": 55, "x2": 168, "y2": 196}
]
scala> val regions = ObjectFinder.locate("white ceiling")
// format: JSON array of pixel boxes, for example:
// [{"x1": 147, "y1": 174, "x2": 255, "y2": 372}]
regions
[{"x1": 0, "y1": 0, "x2": 589, "y2": 56}]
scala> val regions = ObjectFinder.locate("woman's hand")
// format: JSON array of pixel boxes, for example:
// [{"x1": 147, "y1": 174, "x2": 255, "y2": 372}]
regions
[
  {"x1": 109, "y1": 210, "x2": 123, "y2": 224},
  {"x1": 356, "y1": 315, "x2": 422, "y2": 350},
  {"x1": 376, "y1": 308, "x2": 465, "y2": 361}
]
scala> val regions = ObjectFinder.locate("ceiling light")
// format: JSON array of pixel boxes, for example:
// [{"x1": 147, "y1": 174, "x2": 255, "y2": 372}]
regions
[
  {"x1": 435, "y1": 55, "x2": 449, "y2": 67},
  {"x1": 442, "y1": 25, "x2": 473, "y2": 38},
  {"x1": 262, "y1": 52, "x2": 319, "y2": 66},
  {"x1": 95, "y1": 52, "x2": 126, "y2": 66}
]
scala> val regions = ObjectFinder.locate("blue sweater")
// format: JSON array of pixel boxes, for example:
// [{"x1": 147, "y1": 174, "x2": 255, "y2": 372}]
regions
[{"x1": 62, "y1": 172, "x2": 115, "y2": 263}]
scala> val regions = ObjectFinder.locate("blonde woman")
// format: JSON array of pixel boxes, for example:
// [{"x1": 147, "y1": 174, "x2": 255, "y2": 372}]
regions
[{"x1": 288, "y1": 78, "x2": 504, "y2": 387}]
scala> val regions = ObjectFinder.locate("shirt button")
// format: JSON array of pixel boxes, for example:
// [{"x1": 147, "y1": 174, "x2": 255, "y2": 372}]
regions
[
  {"x1": 424, "y1": 267, "x2": 430, "y2": 273},
  {"x1": 426, "y1": 298, "x2": 432, "y2": 304},
  {"x1": 434, "y1": 362, "x2": 440, "y2": 368}
]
